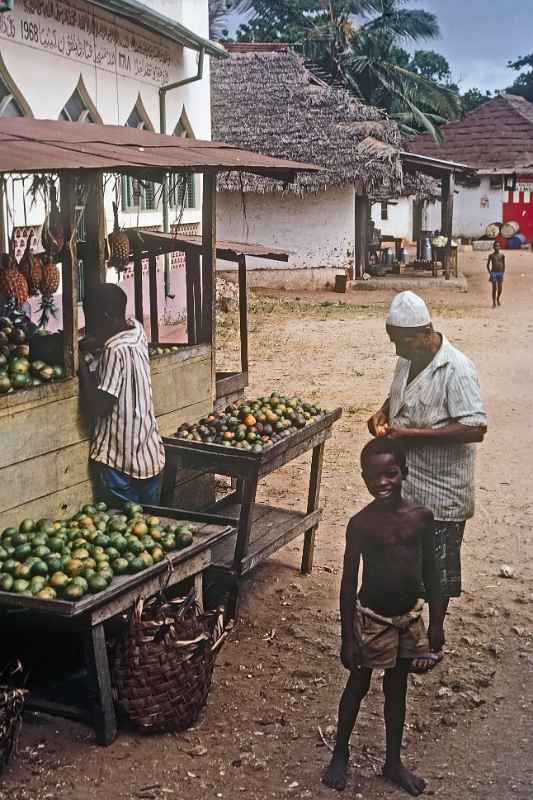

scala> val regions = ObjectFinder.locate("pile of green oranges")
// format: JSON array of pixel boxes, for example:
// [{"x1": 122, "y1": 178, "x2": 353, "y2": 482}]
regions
[{"x1": 0, "y1": 502, "x2": 195, "y2": 602}]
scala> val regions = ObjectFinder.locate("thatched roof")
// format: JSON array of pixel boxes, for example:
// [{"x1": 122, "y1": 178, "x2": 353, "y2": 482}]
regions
[
  {"x1": 211, "y1": 48, "x2": 403, "y2": 195},
  {"x1": 407, "y1": 94, "x2": 533, "y2": 174}
]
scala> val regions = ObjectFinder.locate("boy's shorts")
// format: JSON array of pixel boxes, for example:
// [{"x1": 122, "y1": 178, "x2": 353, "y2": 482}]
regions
[
  {"x1": 489, "y1": 272, "x2": 504, "y2": 283},
  {"x1": 354, "y1": 599, "x2": 427, "y2": 670}
]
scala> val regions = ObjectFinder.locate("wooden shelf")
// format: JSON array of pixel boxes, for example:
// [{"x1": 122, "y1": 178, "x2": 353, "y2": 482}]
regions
[{"x1": 209, "y1": 502, "x2": 321, "y2": 575}]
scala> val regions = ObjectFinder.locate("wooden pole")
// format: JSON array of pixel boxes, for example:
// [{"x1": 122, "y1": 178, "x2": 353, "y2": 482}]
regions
[
  {"x1": 441, "y1": 172, "x2": 455, "y2": 276},
  {"x1": 201, "y1": 173, "x2": 217, "y2": 396},
  {"x1": 237, "y1": 254, "x2": 249, "y2": 376},
  {"x1": 133, "y1": 248, "x2": 144, "y2": 325},
  {"x1": 59, "y1": 174, "x2": 79, "y2": 379},
  {"x1": 84, "y1": 171, "x2": 107, "y2": 289},
  {"x1": 354, "y1": 195, "x2": 370, "y2": 279},
  {"x1": 148, "y1": 253, "x2": 159, "y2": 344},
  {"x1": 185, "y1": 250, "x2": 202, "y2": 345},
  {"x1": 0, "y1": 179, "x2": 7, "y2": 253}
]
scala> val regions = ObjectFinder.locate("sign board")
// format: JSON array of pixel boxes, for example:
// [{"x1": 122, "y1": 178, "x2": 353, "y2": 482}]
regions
[
  {"x1": 0, "y1": 0, "x2": 177, "y2": 86},
  {"x1": 516, "y1": 180, "x2": 533, "y2": 193}
]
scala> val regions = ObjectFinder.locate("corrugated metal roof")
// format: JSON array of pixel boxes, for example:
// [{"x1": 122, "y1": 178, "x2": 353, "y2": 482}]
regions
[
  {"x1": 88, "y1": 0, "x2": 228, "y2": 59},
  {"x1": 0, "y1": 118, "x2": 319, "y2": 180}
]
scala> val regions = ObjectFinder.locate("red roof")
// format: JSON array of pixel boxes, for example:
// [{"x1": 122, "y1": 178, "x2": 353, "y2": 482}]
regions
[
  {"x1": 407, "y1": 94, "x2": 533, "y2": 174},
  {"x1": 0, "y1": 118, "x2": 319, "y2": 180}
]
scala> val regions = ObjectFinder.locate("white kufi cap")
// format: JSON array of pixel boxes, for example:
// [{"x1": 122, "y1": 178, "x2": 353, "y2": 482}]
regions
[{"x1": 386, "y1": 291, "x2": 431, "y2": 328}]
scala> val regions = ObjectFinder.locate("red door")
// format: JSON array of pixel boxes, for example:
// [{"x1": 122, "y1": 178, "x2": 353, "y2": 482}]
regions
[{"x1": 503, "y1": 175, "x2": 533, "y2": 242}]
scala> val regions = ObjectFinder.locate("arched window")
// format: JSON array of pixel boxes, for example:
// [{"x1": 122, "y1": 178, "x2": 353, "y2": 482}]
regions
[
  {"x1": 0, "y1": 54, "x2": 32, "y2": 118},
  {"x1": 59, "y1": 77, "x2": 101, "y2": 123},
  {"x1": 122, "y1": 96, "x2": 156, "y2": 211},
  {"x1": 169, "y1": 108, "x2": 196, "y2": 210}
]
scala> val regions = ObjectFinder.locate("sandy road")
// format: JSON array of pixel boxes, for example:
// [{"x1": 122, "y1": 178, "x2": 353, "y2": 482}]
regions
[{"x1": 2, "y1": 249, "x2": 532, "y2": 800}]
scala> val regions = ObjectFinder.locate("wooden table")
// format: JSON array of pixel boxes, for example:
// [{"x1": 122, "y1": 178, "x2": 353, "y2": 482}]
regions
[
  {"x1": 0, "y1": 512, "x2": 235, "y2": 745},
  {"x1": 162, "y1": 408, "x2": 342, "y2": 615}
]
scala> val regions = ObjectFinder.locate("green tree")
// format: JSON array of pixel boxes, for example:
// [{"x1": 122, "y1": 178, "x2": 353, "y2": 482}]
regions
[
  {"x1": 461, "y1": 87, "x2": 492, "y2": 112},
  {"x1": 506, "y1": 53, "x2": 533, "y2": 102},
  {"x1": 209, "y1": 0, "x2": 253, "y2": 41},
  {"x1": 410, "y1": 50, "x2": 451, "y2": 83}
]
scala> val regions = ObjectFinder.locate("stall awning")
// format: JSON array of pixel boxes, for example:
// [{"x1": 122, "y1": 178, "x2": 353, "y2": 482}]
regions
[
  {"x1": 126, "y1": 229, "x2": 290, "y2": 263},
  {"x1": 0, "y1": 118, "x2": 320, "y2": 182},
  {"x1": 400, "y1": 151, "x2": 477, "y2": 180}
]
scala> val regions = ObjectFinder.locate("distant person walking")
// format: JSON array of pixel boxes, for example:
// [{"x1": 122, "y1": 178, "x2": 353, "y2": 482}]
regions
[
  {"x1": 487, "y1": 241, "x2": 505, "y2": 307},
  {"x1": 367, "y1": 291, "x2": 487, "y2": 671}
]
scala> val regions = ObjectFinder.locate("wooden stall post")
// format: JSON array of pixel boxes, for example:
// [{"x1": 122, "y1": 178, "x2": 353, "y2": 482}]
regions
[
  {"x1": 59, "y1": 174, "x2": 79, "y2": 378},
  {"x1": 441, "y1": 172, "x2": 455, "y2": 278},
  {"x1": 148, "y1": 253, "x2": 159, "y2": 344},
  {"x1": 201, "y1": 173, "x2": 217, "y2": 396},
  {"x1": 133, "y1": 246, "x2": 144, "y2": 325},
  {"x1": 354, "y1": 195, "x2": 370, "y2": 279},
  {"x1": 84, "y1": 171, "x2": 107, "y2": 289},
  {"x1": 237, "y1": 254, "x2": 249, "y2": 375},
  {"x1": 185, "y1": 250, "x2": 201, "y2": 345},
  {"x1": 301, "y1": 442, "x2": 325, "y2": 574}
]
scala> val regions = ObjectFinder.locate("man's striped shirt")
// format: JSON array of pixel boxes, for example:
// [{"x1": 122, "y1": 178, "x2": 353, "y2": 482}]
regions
[
  {"x1": 389, "y1": 335, "x2": 486, "y2": 522},
  {"x1": 90, "y1": 319, "x2": 165, "y2": 480}
]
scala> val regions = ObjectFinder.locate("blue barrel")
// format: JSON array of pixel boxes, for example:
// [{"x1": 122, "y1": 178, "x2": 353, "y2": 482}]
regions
[
  {"x1": 507, "y1": 235, "x2": 523, "y2": 250},
  {"x1": 516, "y1": 232, "x2": 528, "y2": 246}
]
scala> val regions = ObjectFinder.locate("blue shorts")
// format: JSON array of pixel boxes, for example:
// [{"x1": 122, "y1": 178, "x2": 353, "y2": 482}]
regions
[
  {"x1": 91, "y1": 462, "x2": 162, "y2": 508},
  {"x1": 489, "y1": 272, "x2": 504, "y2": 283}
]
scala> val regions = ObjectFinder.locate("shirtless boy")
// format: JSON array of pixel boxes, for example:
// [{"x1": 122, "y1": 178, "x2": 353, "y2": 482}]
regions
[
  {"x1": 487, "y1": 241, "x2": 505, "y2": 307},
  {"x1": 323, "y1": 438, "x2": 444, "y2": 796}
]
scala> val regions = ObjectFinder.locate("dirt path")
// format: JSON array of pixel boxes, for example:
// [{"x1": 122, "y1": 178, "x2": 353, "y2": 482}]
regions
[{"x1": 2, "y1": 250, "x2": 532, "y2": 800}]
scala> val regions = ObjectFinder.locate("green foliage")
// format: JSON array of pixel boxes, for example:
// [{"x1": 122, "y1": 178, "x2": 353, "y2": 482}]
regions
[
  {"x1": 209, "y1": 0, "x2": 254, "y2": 41},
  {"x1": 461, "y1": 87, "x2": 493, "y2": 113},
  {"x1": 410, "y1": 50, "x2": 451, "y2": 83},
  {"x1": 506, "y1": 53, "x2": 533, "y2": 102}
]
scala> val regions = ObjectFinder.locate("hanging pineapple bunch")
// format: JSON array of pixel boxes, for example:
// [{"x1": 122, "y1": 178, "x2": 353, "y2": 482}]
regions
[
  {"x1": 19, "y1": 238, "x2": 43, "y2": 296},
  {"x1": 0, "y1": 253, "x2": 29, "y2": 310},
  {"x1": 108, "y1": 201, "x2": 130, "y2": 272},
  {"x1": 42, "y1": 182, "x2": 65, "y2": 263},
  {"x1": 38, "y1": 255, "x2": 61, "y2": 329}
]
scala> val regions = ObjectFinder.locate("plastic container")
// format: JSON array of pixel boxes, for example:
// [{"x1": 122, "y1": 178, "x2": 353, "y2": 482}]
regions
[
  {"x1": 501, "y1": 220, "x2": 520, "y2": 238},
  {"x1": 507, "y1": 235, "x2": 523, "y2": 250}
]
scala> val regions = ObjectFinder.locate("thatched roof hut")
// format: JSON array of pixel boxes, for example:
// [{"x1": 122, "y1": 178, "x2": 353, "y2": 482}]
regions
[{"x1": 211, "y1": 46, "x2": 403, "y2": 197}]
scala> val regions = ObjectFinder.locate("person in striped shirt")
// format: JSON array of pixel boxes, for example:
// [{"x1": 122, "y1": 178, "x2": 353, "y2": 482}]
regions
[
  {"x1": 79, "y1": 284, "x2": 165, "y2": 508},
  {"x1": 367, "y1": 291, "x2": 487, "y2": 670}
]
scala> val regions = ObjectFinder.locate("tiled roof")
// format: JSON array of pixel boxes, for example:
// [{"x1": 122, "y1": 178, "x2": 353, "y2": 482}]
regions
[{"x1": 407, "y1": 94, "x2": 533, "y2": 174}]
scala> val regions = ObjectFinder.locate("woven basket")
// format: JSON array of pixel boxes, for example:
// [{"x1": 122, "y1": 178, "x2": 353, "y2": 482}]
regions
[
  {"x1": 0, "y1": 686, "x2": 26, "y2": 774},
  {"x1": 112, "y1": 591, "x2": 227, "y2": 733}
]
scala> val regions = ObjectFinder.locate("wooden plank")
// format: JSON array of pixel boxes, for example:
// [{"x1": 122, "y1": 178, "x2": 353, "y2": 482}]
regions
[
  {"x1": 83, "y1": 171, "x2": 107, "y2": 288},
  {"x1": 242, "y1": 509, "x2": 321, "y2": 574},
  {"x1": 257, "y1": 428, "x2": 332, "y2": 478},
  {"x1": 83, "y1": 623, "x2": 117, "y2": 745},
  {"x1": 25, "y1": 697, "x2": 92, "y2": 724},
  {"x1": 0, "y1": 375, "x2": 79, "y2": 418},
  {"x1": 133, "y1": 248, "x2": 144, "y2": 325},
  {"x1": 302, "y1": 442, "x2": 325, "y2": 574},
  {"x1": 201, "y1": 173, "x2": 216, "y2": 374},
  {"x1": 215, "y1": 371, "x2": 248, "y2": 400},
  {"x1": 148, "y1": 254, "x2": 159, "y2": 343},
  {"x1": 185, "y1": 250, "x2": 197, "y2": 345},
  {"x1": 354, "y1": 195, "x2": 370, "y2": 280},
  {"x1": 164, "y1": 441, "x2": 260, "y2": 480},
  {"x1": 238, "y1": 255, "x2": 249, "y2": 374},
  {"x1": 152, "y1": 356, "x2": 211, "y2": 417},
  {"x1": 441, "y1": 172, "x2": 455, "y2": 273},
  {"x1": 0, "y1": 478, "x2": 94, "y2": 532},
  {"x1": 90, "y1": 551, "x2": 211, "y2": 625},
  {"x1": 59, "y1": 174, "x2": 79, "y2": 379}
]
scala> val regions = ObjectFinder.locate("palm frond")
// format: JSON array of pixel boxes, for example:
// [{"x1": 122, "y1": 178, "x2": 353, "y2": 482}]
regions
[{"x1": 362, "y1": 9, "x2": 440, "y2": 41}]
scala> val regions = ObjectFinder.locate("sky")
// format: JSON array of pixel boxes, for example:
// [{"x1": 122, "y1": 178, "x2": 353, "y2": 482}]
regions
[{"x1": 226, "y1": 1, "x2": 532, "y2": 93}]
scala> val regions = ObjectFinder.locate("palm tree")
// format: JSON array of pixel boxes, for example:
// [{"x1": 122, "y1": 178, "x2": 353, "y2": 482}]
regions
[
  {"x1": 306, "y1": 1, "x2": 462, "y2": 140},
  {"x1": 209, "y1": 0, "x2": 253, "y2": 41}
]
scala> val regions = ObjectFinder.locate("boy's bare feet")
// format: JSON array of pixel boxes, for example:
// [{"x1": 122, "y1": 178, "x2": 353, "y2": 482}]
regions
[
  {"x1": 383, "y1": 762, "x2": 426, "y2": 796},
  {"x1": 322, "y1": 751, "x2": 349, "y2": 791}
]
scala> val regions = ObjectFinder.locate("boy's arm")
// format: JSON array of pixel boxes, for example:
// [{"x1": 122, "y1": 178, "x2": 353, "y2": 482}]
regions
[
  {"x1": 78, "y1": 357, "x2": 117, "y2": 418},
  {"x1": 421, "y1": 512, "x2": 445, "y2": 653},
  {"x1": 486, "y1": 253, "x2": 492, "y2": 273},
  {"x1": 340, "y1": 519, "x2": 363, "y2": 671},
  {"x1": 502, "y1": 255, "x2": 506, "y2": 273}
]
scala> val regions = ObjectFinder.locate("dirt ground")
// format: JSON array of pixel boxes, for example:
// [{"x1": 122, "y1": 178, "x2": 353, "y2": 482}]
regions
[{"x1": 2, "y1": 249, "x2": 532, "y2": 800}]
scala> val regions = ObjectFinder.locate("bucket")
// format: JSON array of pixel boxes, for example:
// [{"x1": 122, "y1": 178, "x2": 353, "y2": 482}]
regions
[
  {"x1": 335, "y1": 273, "x2": 347, "y2": 293},
  {"x1": 501, "y1": 220, "x2": 520, "y2": 238},
  {"x1": 485, "y1": 222, "x2": 501, "y2": 239}
]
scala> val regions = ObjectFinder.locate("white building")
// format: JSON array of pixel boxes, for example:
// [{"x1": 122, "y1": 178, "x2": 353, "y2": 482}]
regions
[{"x1": 0, "y1": 0, "x2": 225, "y2": 326}]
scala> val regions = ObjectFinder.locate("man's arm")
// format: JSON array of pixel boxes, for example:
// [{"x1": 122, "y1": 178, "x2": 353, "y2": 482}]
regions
[
  {"x1": 421, "y1": 513, "x2": 445, "y2": 653},
  {"x1": 78, "y1": 358, "x2": 117, "y2": 418},
  {"x1": 340, "y1": 520, "x2": 363, "y2": 671},
  {"x1": 388, "y1": 421, "x2": 486, "y2": 444},
  {"x1": 367, "y1": 397, "x2": 390, "y2": 436}
]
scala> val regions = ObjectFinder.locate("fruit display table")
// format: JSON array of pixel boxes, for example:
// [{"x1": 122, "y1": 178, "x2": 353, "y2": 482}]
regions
[
  {"x1": 0, "y1": 510, "x2": 235, "y2": 746},
  {"x1": 162, "y1": 408, "x2": 342, "y2": 614}
]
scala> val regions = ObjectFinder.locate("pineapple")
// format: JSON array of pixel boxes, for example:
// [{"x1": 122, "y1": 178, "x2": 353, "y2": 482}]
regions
[
  {"x1": 19, "y1": 240, "x2": 43, "y2": 296},
  {"x1": 38, "y1": 256, "x2": 61, "y2": 329},
  {"x1": 42, "y1": 183, "x2": 65, "y2": 263},
  {"x1": 108, "y1": 202, "x2": 130, "y2": 271},
  {"x1": 0, "y1": 257, "x2": 29, "y2": 307}
]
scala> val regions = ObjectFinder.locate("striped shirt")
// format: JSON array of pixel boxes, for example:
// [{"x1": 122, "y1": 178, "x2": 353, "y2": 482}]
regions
[
  {"x1": 90, "y1": 319, "x2": 165, "y2": 480},
  {"x1": 389, "y1": 335, "x2": 486, "y2": 522}
]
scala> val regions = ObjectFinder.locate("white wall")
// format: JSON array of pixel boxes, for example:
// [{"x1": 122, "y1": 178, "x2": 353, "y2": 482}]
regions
[
  {"x1": 217, "y1": 187, "x2": 355, "y2": 271},
  {"x1": 425, "y1": 177, "x2": 505, "y2": 240},
  {"x1": 371, "y1": 199, "x2": 413, "y2": 240}
]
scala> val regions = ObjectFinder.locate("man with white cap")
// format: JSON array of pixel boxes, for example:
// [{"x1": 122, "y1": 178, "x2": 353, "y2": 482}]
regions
[{"x1": 368, "y1": 291, "x2": 487, "y2": 670}]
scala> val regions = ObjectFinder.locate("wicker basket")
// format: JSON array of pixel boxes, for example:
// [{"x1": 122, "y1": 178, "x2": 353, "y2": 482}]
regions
[
  {"x1": 112, "y1": 591, "x2": 227, "y2": 733},
  {"x1": 0, "y1": 686, "x2": 26, "y2": 774}
]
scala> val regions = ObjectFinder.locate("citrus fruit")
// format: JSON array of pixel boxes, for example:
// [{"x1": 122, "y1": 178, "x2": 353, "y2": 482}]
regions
[
  {"x1": 36, "y1": 587, "x2": 57, "y2": 600},
  {"x1": 0, "y1": 574, "x2": 14, "y2": 592},
  {"x1": 63, "y1": 583, "x2": 85, "y2": 601},
  {"x1": 112, "y1": 557, "x2": 129, "y2": 575},
  {"x1": 13, "y1": 579, "x2": 30, "y2": 594},
  {"x1": 30, "y1": 559, "x2": 49, "y2": 577},
  {"x1": 88, "y1": 574, "x2": 108, "y2": 593},
  {"x1": 64, "y1": 559, "x2": 83, "y2": 577}
]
